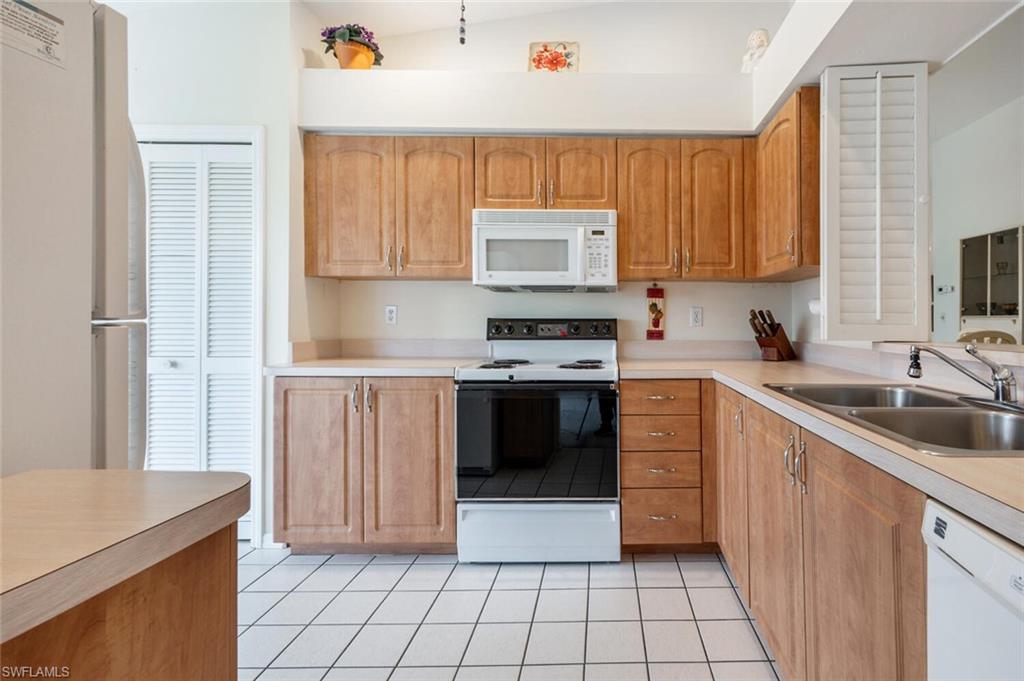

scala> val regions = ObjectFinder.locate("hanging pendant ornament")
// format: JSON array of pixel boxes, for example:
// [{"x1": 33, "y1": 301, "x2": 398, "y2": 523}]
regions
[
  {"x1": 458, "y1": 1, "x2": 466, "y2": 44},
  {"x1": 647, "y1": 283, "x2": 665, "y2": 341}
]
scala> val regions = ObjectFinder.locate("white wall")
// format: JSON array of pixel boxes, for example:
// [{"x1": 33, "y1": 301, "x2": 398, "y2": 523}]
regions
[
  {"x1": 931, "y1": 97, "x2": 1024, "y2": 341},
  {"x1": 334, "y1": 280, "x2": 793, "y2": 342}
]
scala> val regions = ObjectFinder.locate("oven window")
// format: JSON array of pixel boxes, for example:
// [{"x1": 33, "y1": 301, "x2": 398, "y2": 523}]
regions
[
  {"x1": 456, "y1": 386, "x2": 618, "y2": 500},
  {"x1": 486, "y1": 239, "x2": 570, "y2": 272}
]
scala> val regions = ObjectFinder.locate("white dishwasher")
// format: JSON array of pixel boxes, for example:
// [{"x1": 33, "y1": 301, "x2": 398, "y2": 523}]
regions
[{"x1": 922, "y1": 500, "x2": 1024, "y2": 680}]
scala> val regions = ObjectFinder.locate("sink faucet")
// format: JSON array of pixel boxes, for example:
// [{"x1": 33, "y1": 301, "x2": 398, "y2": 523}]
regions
[{"x1": 908, "y1": 343, "x2": 1017, "y2": 403}]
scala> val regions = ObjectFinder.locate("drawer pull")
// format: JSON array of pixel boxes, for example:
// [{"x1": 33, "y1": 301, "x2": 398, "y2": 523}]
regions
[
  {"x1": 647, "y1": 431, "x2": 676, "y2": 437},
  {"x1": 645, "y1": 394, "x2": 676, "y2": 401},
  {"x1": 648, "y1": 513, "x2": 678, "y2": 521},
  {"x1": 647, "y1": 466, "x2": 678, "y2": 474}
]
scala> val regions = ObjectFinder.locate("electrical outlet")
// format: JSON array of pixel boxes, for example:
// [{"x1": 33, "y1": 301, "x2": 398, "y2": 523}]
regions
[
  {"x1": 384, "y1": 305, "x2": 397, "y2": 325},
  {"x1": 689, "y1": 306, "x2": 703, "y2": 327}
]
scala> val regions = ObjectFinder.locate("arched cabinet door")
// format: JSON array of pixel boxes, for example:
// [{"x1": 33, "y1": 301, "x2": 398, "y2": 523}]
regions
[
  {"x1": 396, "y1": 137, "x2": 473, "y2": 279},
  {"x1": 617, "y1": 138, "x2": 681, "y2": 281},
  {"x1": 474, "y1": 137, "x2": 545, "y2": 209},
  {"x1": 546, "y1": 137, "x2": 617, "y2": 209},
  {"x1": 681, "y1": 138, "x2": 745, "y2": 279},
  {"x1": 304, "y1": 135, "x2": 395, "y2": 278}
]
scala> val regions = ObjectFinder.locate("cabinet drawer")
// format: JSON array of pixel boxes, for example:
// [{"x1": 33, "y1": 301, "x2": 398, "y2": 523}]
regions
[
  {"x1": 621, "y1": 451, "x2": 701, "y2": 489},
  {"x1": 620, "y1": 415, "x2": 701, "y2": 451},
  {"x1": 622, "y1": 488, "x2": 703, "y2": 544},
  {"x1": 621, "y1": 380, "x2": 700, "y2": 415}
]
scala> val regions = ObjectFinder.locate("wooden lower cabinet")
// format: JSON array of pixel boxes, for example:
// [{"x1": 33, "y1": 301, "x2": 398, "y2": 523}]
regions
[
  {"x1": 622, "y1": 488, "x2": 702, "y2": 544},
  {"x1": 729, "y1": 389, "x2": 927, "y2": 681},
  {"x1": 274, "y1": 377, "x2": 363, "y2": 545},
  {"x1": 364, "y1": 377, "x2": 455, "y2": 543},
  {"x1": 801, "y1": 431, "x2": 926, "y2": 681},
  {"x1": 744, "y1": 398, "x2": 807, "y2": 680},
  {"x1": 716, "y1": 384, "x2": 749, "y2": 599},
  {"x1": 275, "y1": 376, "x2": 455, "y2": 548}
]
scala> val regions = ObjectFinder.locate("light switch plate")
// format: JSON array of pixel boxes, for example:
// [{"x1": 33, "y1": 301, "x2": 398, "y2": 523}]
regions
[
  {"x1": 689, "y1": 306, "x2": 703, "y2": 327},
  {"x1": 384, "y1": 305, "x2": 397, "y2": 325}
]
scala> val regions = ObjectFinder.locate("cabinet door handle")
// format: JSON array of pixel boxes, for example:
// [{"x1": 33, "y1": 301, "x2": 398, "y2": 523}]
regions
[
  {"x1": 645, "y1": 394, "x2": 676, "y2": 401},
  {"x1": 647, "y1": 466, "x2": 678, "y2": 474},
  {"x1": 398, "y1": 246, "x2": 405, "y2": 272},
  {"x1": 385, "y1": 246, "x2": 394, "y2": 272},
  {"x1": 783, "y1": 434, "x2": 796, "y2": 485},
  {"x1": 685, "y1": 248, "x2": 692, "y2": 273},
  {"x1": 365, "y1": 383, "x2": 373, "y2": 412},
  {"x1": 672, "y1": 248, "x2": 680, "y2": 273},
  {"x1": 548, "y1": 179, "x2": 555, "y2": 206},
  {"x1": 351, "y1": 383, "x2": 359, "y2": 413},
  {"x1": 796, "y1": 440, "x2": 807, "y2": 494},
  {"x1": 647, "y1": 431, "x2": 676, "y2": 437},
  {"x1": 786, "y1": 231, "x2": 796, "y2": 260},
  {"x1": 536, "y1": 179, "x2": 543, "y2": 205},
  {"x1": 648, "y1": 513, "x2": 678, "y2": 521},
  {"x1": 734, "y1": 405, "x2": 743, "y2": 435}
]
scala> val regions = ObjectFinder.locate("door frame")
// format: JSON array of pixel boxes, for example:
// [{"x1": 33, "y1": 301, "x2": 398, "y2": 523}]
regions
[{"x1": 135, "y1": 124, "x2": 266, "y2": 546}]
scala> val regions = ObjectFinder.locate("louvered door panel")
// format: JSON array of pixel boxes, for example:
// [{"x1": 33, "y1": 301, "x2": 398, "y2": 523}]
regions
[
  {"x1": 145, "y1": 373, "x2": 199, "y2": 470},
  {"x1": 822, "y1": 64, "x2": 929, "y2": 341},
  {"x1": 206, "y1": 159, "x2": 254, "y2": 357}
]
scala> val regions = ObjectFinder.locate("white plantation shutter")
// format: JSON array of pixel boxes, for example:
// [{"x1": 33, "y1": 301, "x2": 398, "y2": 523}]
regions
[
  {"x1": 821, "y1": 63, "x2": 930, "y2": 341},
  {"x1": 140, "y1": 143, "x2": 256, "y2": 538}
]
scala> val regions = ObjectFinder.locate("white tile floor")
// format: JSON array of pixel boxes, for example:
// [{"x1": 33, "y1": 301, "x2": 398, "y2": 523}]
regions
[{"x1": 237, "y1": 543, "x2": 782, "y2": 681}]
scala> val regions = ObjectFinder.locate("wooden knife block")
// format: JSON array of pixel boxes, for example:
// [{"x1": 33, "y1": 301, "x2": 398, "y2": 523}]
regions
[{"x1": 756, "y1": 324, "x2": 797, "y2": 361}]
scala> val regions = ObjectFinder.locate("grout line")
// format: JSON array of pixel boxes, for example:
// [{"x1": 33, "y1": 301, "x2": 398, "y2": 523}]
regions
[
  {"x1": 453, "y1": 563, "x2": 503, "y2": 672},
  {"x1": 515, "y1": 563, "x2": 546, "y2": 681},
  {"x1": 582, "y1": 563, "x2": 590, "y2": 676},
  {"x1": 676, "y1": 553, "x2": 714, "y2": 681},
  {"x1": 717, "y1": 552, "x2": 777, "y2": 670},
  {"x1": 630, "y1": 554, "x2": 652, "y2": 681},
  {"x1": 385, "y1": 562, "x2": 461, "y2": 677}
]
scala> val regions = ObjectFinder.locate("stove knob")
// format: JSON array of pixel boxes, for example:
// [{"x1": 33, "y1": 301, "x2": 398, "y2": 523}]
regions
[
  {"x1": 504, "y1": 323, "x2": 516, "y2": 336},
  {"x1": 522, "y1": 323, "x2": 535, "y2": 336},
  {"x1": 489, "y1": 323, "x2": 503, "y2": 336},
  {"x1": 601, "y1": 321, "x2": 613, "y2": 336},
  {"x1": 589, "y1": 322, "x2": 600, "y2": 335},
  {"x1": 568, "y1": 322, "x2": 581, "y2": 336}
]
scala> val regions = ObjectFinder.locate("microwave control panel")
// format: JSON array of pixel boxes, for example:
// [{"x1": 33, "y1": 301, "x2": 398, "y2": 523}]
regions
[{"x1": 585, "y1": 226, "x2": 616, "y2": 285}]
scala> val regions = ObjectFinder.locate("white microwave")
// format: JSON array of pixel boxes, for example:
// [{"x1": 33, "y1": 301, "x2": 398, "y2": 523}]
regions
[{"x1": 472, "y1": 209, "x2": 617, "y2": 292}]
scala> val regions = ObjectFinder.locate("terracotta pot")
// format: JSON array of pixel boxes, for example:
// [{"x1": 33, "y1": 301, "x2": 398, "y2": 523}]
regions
[{"x1": 335, "y1": 42, "x2": 374, "y2": 70}]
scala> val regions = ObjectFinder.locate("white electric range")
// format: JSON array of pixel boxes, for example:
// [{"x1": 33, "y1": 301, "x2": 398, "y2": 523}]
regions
[{"x1": 454, "y1": 318, "x2": 621, "y2": 563}]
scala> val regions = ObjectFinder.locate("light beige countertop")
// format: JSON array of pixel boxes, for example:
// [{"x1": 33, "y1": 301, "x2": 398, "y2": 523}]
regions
[
  {"x1": 622, "y1": 359, "x2": 1024, "y2": 544},
  {"x1": 0, "y1": 469, "x2": 250, "y2": 642},
  {"x1": 265, "y1": 357, "x2": 478, "y2": 377}
]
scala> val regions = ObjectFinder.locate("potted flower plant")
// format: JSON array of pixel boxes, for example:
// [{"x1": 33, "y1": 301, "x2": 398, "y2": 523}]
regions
[{"x1": 321, "y1": 23, "x2": 383, "y2": 69}]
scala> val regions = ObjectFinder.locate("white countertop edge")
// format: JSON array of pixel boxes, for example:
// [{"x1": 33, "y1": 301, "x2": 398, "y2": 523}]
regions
[
  {"x1": 714, "y1": 372, "x2": 1024, "y2": 546},
  {"x1": 265, "y1": 366, "x2": 458, "y2": 378}
]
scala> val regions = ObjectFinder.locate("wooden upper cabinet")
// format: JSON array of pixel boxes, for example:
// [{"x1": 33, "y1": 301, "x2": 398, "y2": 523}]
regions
[
  {"x1": 716, "y1": 385, "x2": 749, "y2": 599},
  {"x1": 617, "y1": 139, "x2": 681, "y2": 280},
  {"x1": 474, "y1": 137, "x2": 545, "y2": 208},
  {"x1": 744, "y1": 399, "x2": 806, "y2": 681},
  {"x1": 681, "y1": 138, "x2": 744, "y2": 279},
  {"x1": 546, "y1": 137, "x2": 617, "y2": 209},
  {"x1": 274, "y1": 377, "x2": 363, "y2": 545},
  {"x1": 396, "y1": 137, "x2": 474, "y2": 278},
  {"x1": 305, "y1": 135, "x2": 395, "y2": 277},
  {"x1": 753, "y1": 86, "x2": 820, "y2": 279},
  {"x1": 363, "y1": 377, "x2": 455, "y2": 544},
  {"x1": 801, "y1": 430, "x2": 926, "y2": 681}
]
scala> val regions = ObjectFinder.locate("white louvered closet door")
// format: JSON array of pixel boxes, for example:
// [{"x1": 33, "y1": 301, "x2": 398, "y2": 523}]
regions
[
  {"x1": 821, "y1": 63, "x2": 930, "y2": 341},
  {"x1": 141, "y1": 143, "x2": 256, "y2": 539}
]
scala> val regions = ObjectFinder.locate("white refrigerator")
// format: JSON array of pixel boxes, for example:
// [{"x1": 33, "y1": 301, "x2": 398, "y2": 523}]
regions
[{"x1": 1, "y1": 1, "x2": 145, "y2": 474}]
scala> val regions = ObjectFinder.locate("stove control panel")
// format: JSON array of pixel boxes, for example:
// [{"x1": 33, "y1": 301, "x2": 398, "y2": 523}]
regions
[{"x1": 486, "y1": 318, "x2": 617, "y2": 340}]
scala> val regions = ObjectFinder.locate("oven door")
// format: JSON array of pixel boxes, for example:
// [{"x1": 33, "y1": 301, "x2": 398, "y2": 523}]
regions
[
  {"x1": 473, "y1": 225, "x2": 585, "y2": 287},
  {"x1": 456, "y1": 382, "x2": 619, "y2": 501}
]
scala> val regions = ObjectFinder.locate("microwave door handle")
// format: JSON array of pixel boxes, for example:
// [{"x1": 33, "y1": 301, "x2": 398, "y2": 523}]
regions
[{"x1": 578, "y1": 228, "x2": 587, "y2": 285}]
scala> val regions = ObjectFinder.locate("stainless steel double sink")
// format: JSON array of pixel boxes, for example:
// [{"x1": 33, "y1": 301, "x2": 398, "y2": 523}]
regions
[{"x1": 765, "y1": 383, "x2": 1024, "y2": 458}]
